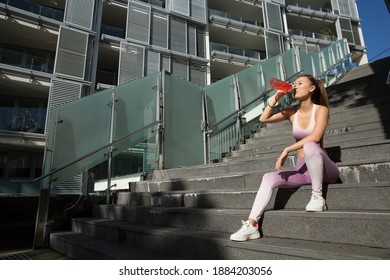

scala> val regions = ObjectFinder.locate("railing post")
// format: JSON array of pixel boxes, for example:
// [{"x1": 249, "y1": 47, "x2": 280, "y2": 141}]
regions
[
  {"x1": 33, "y1": 177, "x2": 53, "y2": 249},
  {"x1": 106, "y1": 89, "x2": 116, "y2": 204}
]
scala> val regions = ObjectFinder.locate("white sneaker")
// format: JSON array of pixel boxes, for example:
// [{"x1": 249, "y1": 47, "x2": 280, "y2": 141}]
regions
[
  {"x1": 230, "y1": 220, "x2": 260, "y2": 242},
  {"x1": 306, "y1": 194, "x2": 327, "y2": 212}
]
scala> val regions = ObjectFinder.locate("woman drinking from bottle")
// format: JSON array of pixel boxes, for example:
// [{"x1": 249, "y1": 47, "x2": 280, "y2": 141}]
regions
[{"x1": 230, "y1": 74, "x2": 340, "y2": 242}]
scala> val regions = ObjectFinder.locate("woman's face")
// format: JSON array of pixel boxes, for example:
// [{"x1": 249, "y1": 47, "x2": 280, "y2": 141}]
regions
[{"x1": 294, "y1": 76, "x2": 315, "y2": 101}]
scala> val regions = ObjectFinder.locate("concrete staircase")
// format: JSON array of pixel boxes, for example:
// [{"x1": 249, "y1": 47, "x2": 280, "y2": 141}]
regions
[{"x1": 49, "y1": 57, "x2": 390, "y2": 259}]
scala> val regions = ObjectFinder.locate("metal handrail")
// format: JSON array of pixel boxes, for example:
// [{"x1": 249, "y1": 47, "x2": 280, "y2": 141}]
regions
[{"x1": 33, "y1": 120, "x2": 161, "y2": 183}]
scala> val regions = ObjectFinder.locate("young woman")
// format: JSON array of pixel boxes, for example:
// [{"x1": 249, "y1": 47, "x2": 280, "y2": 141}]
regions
[{"x1": 230, "y1": 74, "x2": 340, "y2": 242}]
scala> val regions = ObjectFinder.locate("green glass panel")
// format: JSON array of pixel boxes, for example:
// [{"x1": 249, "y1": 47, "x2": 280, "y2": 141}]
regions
[
  {"x1": 112, "y1": 123, "x2": 159, "y2": 175},
  {"x1": 300, "y1": 50, "x2": 314, "y2": 75},
  {"x1": 52, "y1": 89, "x2": 112, "y2": 170},
  {"x1": 235, "y1": 64, "x2": 262, "y2": 108},
  {"x1": 311, "y1": 53, "x2": 324, "y2": 75},
  {"x1": 260, "y1": 55, "x2": 281, "y2": 91},
  {"x1": 204, "y1": 76, "x2": 236, "y2": 128},
  {"x1": 114, "y1": 72, "x2": 159, "y2": 140},
  {"x1": 163, "y1": 73, "x2": 204, "y2": 168},
  {"x1": 280, "y1": 48, "x2": 300, "y2": 79}
]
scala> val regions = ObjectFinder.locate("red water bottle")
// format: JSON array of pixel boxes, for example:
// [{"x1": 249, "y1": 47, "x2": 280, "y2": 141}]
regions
[{"x1": 269, "y1": 78, "x2": 293, "y2": 92}]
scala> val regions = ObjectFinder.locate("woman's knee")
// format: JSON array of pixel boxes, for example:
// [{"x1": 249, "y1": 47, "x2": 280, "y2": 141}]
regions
[{"x1": 303, "y1": 141, "x2": 321, "y2": 158}]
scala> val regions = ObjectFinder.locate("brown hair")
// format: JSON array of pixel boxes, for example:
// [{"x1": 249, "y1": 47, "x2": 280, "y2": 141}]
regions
[{"x1": 300, "y1": 74, "x2": 329, "y2": 108}]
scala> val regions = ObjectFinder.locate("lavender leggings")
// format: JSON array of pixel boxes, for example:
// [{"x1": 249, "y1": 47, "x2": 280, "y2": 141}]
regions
[{"x1": 249, "y1": 141, "x2": 340, "y2": 222}]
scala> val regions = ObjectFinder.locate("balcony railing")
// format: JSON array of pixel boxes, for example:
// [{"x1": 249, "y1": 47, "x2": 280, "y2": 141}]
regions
[
  {"x1": 0, "y1": 47, "x2": 54, "y2": 73},
  {"x1": 285, "y1": 0, "x2": 333, "y2": 14},
  {"x1": 0, "y1": 0, "x2": 64, "y2": 21},
  {"x1": 208, "y1": 8, "x2": 264, "y2": 27},
  {"x1": 96, "y1": 70, "x2": 118, "y2": 86},
  {"x1": 210, "y1": 42, "x2": 266, "y2": 60},
  {"x1": 101, "y1": 25, "x2": 125, "y2": 39},
  {"x1": 289, "y1": 29, "x2": 337, "y2": 43}
]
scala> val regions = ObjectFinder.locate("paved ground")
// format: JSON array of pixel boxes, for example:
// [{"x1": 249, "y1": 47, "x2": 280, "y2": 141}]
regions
[{"x1": 0, "y1": 248, "x2": 71, "y2": 260}]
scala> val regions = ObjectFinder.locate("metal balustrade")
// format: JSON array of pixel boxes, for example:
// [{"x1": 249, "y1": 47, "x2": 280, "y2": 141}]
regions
[{"x1": 0, "y1": 0, "x2": 64, "y2": 21}]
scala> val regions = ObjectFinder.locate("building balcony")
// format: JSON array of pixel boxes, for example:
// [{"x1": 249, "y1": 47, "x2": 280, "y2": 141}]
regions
[
  {"x1": 285, "y1": 1, "x2": 337, "y2": 21},
  {"x1": 0, "y1": 47, "x2": 54, "y2": 74},
  {"x1": 289, "y1": 28, "x2": 337, "y2": 45},
  {"x1": 0, "y1": 0, "x2": 64, "y2": 22},
  {"x1": 210, "y1": 42, "x2": 265, "y2": 66}
]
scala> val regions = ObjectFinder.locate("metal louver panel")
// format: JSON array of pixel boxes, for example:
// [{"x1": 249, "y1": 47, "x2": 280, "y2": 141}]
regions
[
  {"x1": 146, "y1": 50, "x2": 160, "y2": 75},
  {"x1": 191, "y1": 0, "x2": 207, "y2": 22},
  {"x1": 118, "y1": 42, "x2": 145, "y2": 84},
  {"x1": 64, "y1": 0, "x2": 95, "y2": 30},
  {"x1": 127, "y1": 3, "x2": 150, "y2": 43},
  {"x1": 151, "y1": 12, "x2": 168, "y2": 48},
  {"x1": 339, "y1": 17, "x2": 355, "y2": 44},
  {"x1": 55, "y1": 27, "x2": 88, "y2": 79},
  {"x1": 265, "y1": 2, "x2": 283, "y2": 32},
  {"x1": 188, "y1": 24, "x2": 196, "y2": 56},
  {"x1": 171, "y1": 58, "x2": 188, "y2": 80},
  {"x1": 168, "y1": 0, "x2": 189, "y2": 16},
  {"x1": 190, "y1": 63, "x2": 206, "y2": 86},
  {"x1": 265, "y1": 31, "x2": 282, "y2": 59},
  {"x1": 45, "y1": 79, "x2": 82, "y2": 131},
  {"x1": 170, "y1": 18, "x2": 186, "y2": 53}
]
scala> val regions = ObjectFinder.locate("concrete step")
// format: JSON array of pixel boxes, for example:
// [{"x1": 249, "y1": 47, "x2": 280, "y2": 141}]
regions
[
  {"x1": 50, "y1": 219, "x2": 390, "y2": 259},
  {"x1": 228, "y1": 139, "x2": 390, "y2": 163},
  {"x1": 118, "y1": 182, "x2": 390, "y2": 211},
  {"x1": 89, "y1": 206, "x2": 390, "y2": 249},
  {"x1": 144, "y1": 149, "x2": 390, "y2": 188},
  {"x1": 49, "y1": 231, "x2": 179, "y2": 260},
  {"x1": 245, "y1": 122, "x2": 389, "y2": 150}
]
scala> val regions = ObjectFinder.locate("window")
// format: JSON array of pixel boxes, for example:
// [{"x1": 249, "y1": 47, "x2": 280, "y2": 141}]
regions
[
  {"x1": 8, "y1": 154, "x2": 32, "y2": 178},
  {"x1": 0, "y1": 154, "x2": 5, "y2": 177},
  {"x1": 0, "y1": 97, "x2": 47, "y2": 133}
]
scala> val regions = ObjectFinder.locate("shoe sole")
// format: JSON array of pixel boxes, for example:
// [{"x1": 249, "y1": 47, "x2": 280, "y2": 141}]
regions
[
  {"x1": 306, "y1": 205, "x2": 328, "y2": 212},
  {"x1": 230, "y1": 232, "x2": 261, "y2": 242}
]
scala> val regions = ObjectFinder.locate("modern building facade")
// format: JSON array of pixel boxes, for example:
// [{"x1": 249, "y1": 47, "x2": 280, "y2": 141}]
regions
[{"x1": 0, "y1": 0, "x2": 367, "y2": 194}]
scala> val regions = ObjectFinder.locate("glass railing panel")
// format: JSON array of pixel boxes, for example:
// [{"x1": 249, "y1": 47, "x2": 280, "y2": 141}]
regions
[
  {"x1": 311, "y1": 52, "x2": 324, "y2": 77},
  {"x1": 235, "y1": 64, "x2": 262, "y2": 108},
  {"x1": 113, "y1": 72, "x2": 159, "y2": 141},
  {"x1": 49, "y1": 122, "x2": 160, "y2": 188},
  {"x1": 163, "y1": 73, "x2": 205, "y2": 168},
  {"x1": 3, "y1": 0, "x2": 64, "y2": 21},
  {"x1": 111, "y1": 123, "x2": 159, "y2": 176},
  {"x1": 210, "y1": 42, "x2": 228, "y2": 52},
  {"x1": 101, "y1": 25, "x2": 125, "y2": 38},
  {"x1": 260, "y1": 55, "x2": 282, "y2": 92},
  {"x1": 323, "y1": 48, "x2": 333, "y2": 69},
  {"x1": 204, "y1": 75, "x2": 237, "y2": 132},
  {"x1": 280, "y1": 48, "x2": 300, "y2": 79},
  {"x1": 50, "y1": 89, "x2": 112, "y2": 172},
  {"x1": 96, "y1": 70, "x2": 118, "y2": 86},
  {"x1": 0, "y1": 48, "x2": 54, "y2": 74},
  {"x1": 299, "y1": 49, "x2": 314, "y2": 75}
]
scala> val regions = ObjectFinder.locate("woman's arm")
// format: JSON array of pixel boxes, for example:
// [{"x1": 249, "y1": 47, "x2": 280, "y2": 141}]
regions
[
  {"x1": 259, "y1": 91, "x2": 294, "y2": 123},
  {"x1": 275, "y1": 106, "x2": 329, "y2": 171}
]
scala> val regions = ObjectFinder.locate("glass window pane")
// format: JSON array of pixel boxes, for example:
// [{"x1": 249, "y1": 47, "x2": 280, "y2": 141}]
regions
[
  {"x1": 0, "y1": 97, "x2": 15, "y2": 131},
  {"x1": 8, "y1": 154, "x2": 32, "y2": 178},
  {"x1": 0, "y1": 153, "x2": 5, "y2": 177}
]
